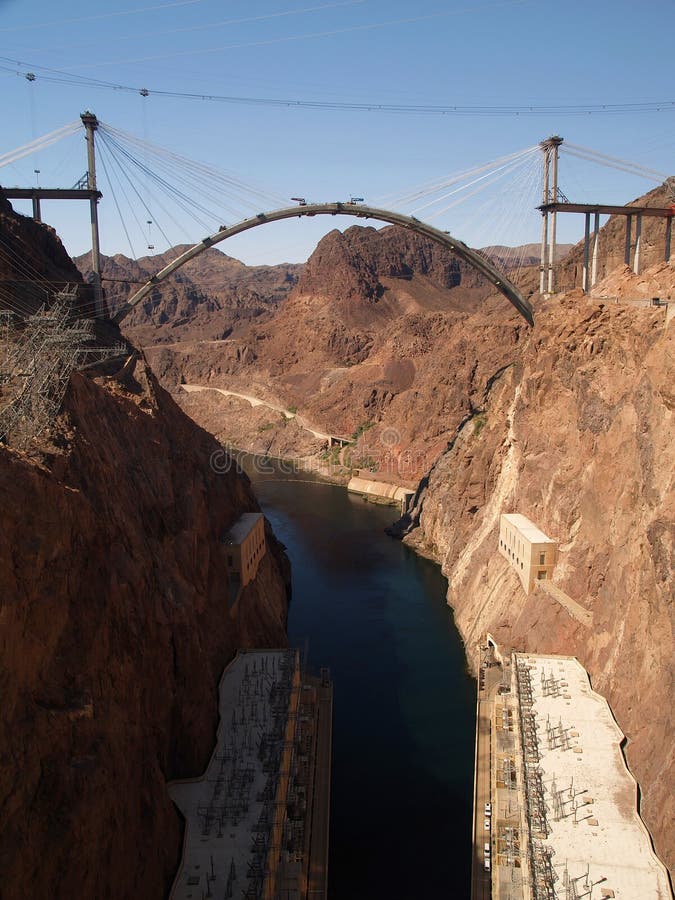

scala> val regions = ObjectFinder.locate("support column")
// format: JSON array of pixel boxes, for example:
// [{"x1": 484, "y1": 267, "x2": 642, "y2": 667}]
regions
[
  {"x1": 591, "y1": 212, "x2": 600, "y2": 288},
  {"x1": 547, "y1": 138, "x2": 562, "y2": 293},
  {"x1": 633, "y1": 214, "x2": 642, "y2": 275},
  {"x1": 31, "y1": 194, "x2": 42, "y2": 222},
  {"x1": 539, "y1": 143, "x2": 550, "y2": 295},
  {"x1": 582, "y1": 213, "x2": 591, "y2": 293},
  {"x1": 666, "y1": 217, "x2": 672, "y2": 263},
  {"x1": 539, "y1": 136, "x2": 563, "y2": 295},
  {"x1": 624, "y1": 215, "x2": 632, "y2": 267},
  {"x1": 540, "y1": 212, "x2": 548, "y2": 295},
  {"x1": 81, "y1": 111, "x2": 104, "y2": 318}
]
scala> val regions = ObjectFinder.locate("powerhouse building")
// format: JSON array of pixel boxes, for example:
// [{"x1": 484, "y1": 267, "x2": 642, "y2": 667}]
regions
[{"x1": 498, "y1": 513, "x2": 557, "y2": 594}]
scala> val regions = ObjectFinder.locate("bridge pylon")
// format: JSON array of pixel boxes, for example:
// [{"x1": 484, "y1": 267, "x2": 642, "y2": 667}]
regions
[
  {"x1": 80, "y1": 111, "x2": 105, "y2": 318},
  {"x1": 539, "y1": 136, "x2": 563, "y2": 295}
]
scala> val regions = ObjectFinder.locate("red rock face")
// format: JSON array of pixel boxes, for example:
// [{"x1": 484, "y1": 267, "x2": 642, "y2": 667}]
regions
[
  {"x1": 403, "y1": 298, "x2": 674, "y2": 874},
  {"x1": 0, "y1": 363, "x2": 289, "y2": 899}
]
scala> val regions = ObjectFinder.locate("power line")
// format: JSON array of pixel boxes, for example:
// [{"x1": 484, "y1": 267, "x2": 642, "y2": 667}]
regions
[
  {"x1": 1, "y1": 57, "x2": 673, "y2": 117},
  {"x1": 0, "y1": 0, "x2": 209, "y2": 33}
]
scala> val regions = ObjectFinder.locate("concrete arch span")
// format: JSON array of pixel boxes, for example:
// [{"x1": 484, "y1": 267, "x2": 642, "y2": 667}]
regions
[{"x1": 112, "y1": 203, "x2": 534, "y2": 325}]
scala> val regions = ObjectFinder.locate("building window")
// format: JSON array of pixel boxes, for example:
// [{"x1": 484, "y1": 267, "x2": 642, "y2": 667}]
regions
[
  {"x1": 539, "y1": 552, "x2": 546, "y2": 565},
  {"x1": 228, "y1": 554, "x2": 234, "y2": 565},
  {"x1": 537, "y1": 570, "x2": 547, "y2": 580}
]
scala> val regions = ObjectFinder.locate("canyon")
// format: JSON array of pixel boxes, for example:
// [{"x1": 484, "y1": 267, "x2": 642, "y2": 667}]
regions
[
  {"x1": 0, "y1": 175, "x2": 672, "y2": 896},
  {"x1": 114, "y1": 187, "x2": 674, "y2": 878}
]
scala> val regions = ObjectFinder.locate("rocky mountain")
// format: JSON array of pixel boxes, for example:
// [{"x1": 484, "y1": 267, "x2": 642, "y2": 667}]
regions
[
  {"x1": 140, "y1": 224, "x2": 539, "y2": 477},
  {"x1": 0, "y1": 198, "x2": 290, "y2": 898},
  {"x1": 75, "y1": 245, "x2": 302, "y2": 346},
  {"x1": 482, "y1": 241, "x2": 574, "y2": 268}
]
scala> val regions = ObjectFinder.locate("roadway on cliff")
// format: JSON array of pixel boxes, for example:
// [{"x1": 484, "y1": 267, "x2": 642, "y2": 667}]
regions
[
  {"x1": 472, "y1": 654, "x2": 503, "y2": 900},
  {"x1": 180, "y1": 383, "x2": 351, "y2": 445}
]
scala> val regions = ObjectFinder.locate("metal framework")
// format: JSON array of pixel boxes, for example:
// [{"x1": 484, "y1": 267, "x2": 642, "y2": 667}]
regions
[{"x1": 0, "y1": 288, "x2": 126, "y2": 448}]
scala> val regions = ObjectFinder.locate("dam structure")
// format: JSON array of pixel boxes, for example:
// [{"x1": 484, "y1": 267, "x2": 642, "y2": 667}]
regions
[
  {"x1": 474, "y1": 649, "x2": 671, "y2": 900},
  {"x1": 168, "y1": 649, "x2": 332, "y2": 900}
]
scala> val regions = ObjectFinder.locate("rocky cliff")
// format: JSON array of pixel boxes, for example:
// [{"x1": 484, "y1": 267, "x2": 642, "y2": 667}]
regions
[
  {"x1": 0, "y1": 360, "x2": 289, "y2": 900},
  {"x1": 0, "y1": 198, "x2": 290, "y2": 898},
  {"x1": 0, "y1": 191, "x2": 97, "y2": 318},
  {"x1": 400, "y1": 296, "x2": 674, "y2": 872}
]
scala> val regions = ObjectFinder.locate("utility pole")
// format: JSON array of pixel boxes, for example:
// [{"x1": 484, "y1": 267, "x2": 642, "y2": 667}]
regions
[
  {"x1": 539, "y1": 136, "x2": 563, "y2": 295},
  {"x1": 81, "y1": 111, "x2": 104, "y2": 318}
]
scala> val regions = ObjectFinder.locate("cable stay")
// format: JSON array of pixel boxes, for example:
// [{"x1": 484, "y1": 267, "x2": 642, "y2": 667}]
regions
[
  {"x1": 375, "y1": 146, "x2": 539, "y2": 209},
  {"x1": 562, "y1": 143, "x2": 671, "y2": 184},
  {"x1": 0, "y1": 120, "x2": 81, "y2": 169}
]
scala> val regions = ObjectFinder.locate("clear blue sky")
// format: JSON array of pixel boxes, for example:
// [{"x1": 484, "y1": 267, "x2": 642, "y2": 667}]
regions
[{"x1": 1, "y1": 0, "x2": 673, "y2": 265}]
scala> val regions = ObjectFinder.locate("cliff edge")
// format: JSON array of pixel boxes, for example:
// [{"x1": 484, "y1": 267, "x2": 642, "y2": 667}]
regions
[
  {"x1": 0, "y1": 357, "x2": 289, "y2": 899},
  {"x1": 402, "y1": 296, "x2": 674, "y2": 873}
]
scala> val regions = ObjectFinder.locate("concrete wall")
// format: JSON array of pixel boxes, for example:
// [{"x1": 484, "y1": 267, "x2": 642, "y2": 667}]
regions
[
  {"x1": 225, "y1": 513, "x2": 266, "y2": 587},
  {"x1": 498, "y1": 514, "x2": 557, "y2": 595},
  {"x1": 526, "y1": 540, "x2": 557, "y2": 593},
  {"x1": 347, "y1": 475, "x2": 414, "y2": 511}
]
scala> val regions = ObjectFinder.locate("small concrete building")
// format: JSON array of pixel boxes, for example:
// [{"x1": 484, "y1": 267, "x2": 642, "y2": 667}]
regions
[
  {"x1": 498, "y1": 513, "x2": 557, "y2": 594},
  {"x1": 224, "y1": 512, "x2": 266, "y2": 587}
]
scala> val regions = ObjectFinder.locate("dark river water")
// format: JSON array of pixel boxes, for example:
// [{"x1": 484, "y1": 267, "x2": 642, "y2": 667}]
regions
[{"x1": 247, "y1": 464, "x2": 476, "y2": 899}]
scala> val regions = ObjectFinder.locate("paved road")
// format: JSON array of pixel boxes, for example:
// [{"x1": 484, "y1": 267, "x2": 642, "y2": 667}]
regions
[
  {"x1": 471, "y1": 662, "x2": 502, "y2": 900},
  {"x1": 180, "y1": 383, "x2": 350, "y2": 443}
]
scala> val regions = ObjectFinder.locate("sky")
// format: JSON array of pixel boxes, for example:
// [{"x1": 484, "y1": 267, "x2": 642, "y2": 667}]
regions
[{"x1": 1, "y1": 0, "x2": 674, "y2": 266}]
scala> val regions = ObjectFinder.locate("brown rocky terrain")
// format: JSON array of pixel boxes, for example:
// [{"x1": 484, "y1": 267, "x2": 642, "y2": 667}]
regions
[
  {"x1": 129, "y1": 195, "x2": 674, "y2": 875},
  {"x1": 0, "y1": 359, "x2": 290, "y2": 900},
  {"x1": 75, "y1": 245, "x2": 302, "y2": 346},
  {"x1": 397, "y1": 296, "x2": 673, "y2": 872},
  {"x1": 0, "y1": 199, "x2": 290, "y2": 898},
  {"x1": 139, "y1": 224, "x2": 532, "y2": 478}
]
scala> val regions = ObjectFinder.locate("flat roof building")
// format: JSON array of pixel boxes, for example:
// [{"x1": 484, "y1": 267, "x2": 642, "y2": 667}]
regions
[
  {"x1": 508, "y1": 653, "x2": 671, "y2": 900},
  {"x1": 498, "y1": 513, "x2": 557, "y2": 595},
  {"x1": 224, "y1": 512, "x2": 266, "y2": 588},
  {"x1": 168, "y1": 650, "x2": 332, "y2": 900}
]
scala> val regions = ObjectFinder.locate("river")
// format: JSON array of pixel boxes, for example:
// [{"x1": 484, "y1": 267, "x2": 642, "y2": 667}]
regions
[{"x1": 247, "y1": 464, "x2": 476, "y2": 899}]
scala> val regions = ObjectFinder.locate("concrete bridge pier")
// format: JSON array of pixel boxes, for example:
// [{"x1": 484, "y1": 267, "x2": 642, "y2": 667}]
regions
[
  {"x1": 582, "y1": 213, "x2": 591, "y2": 292},
  {"x1": 624, "y1": 215, "x2": 632, "y2": 267},
  {"x1": 591, "y1": 212, "x2": 601, "y2": 288},
  {"x1": 633, "y1": 213, "x2": 642, "y2": 274}
]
